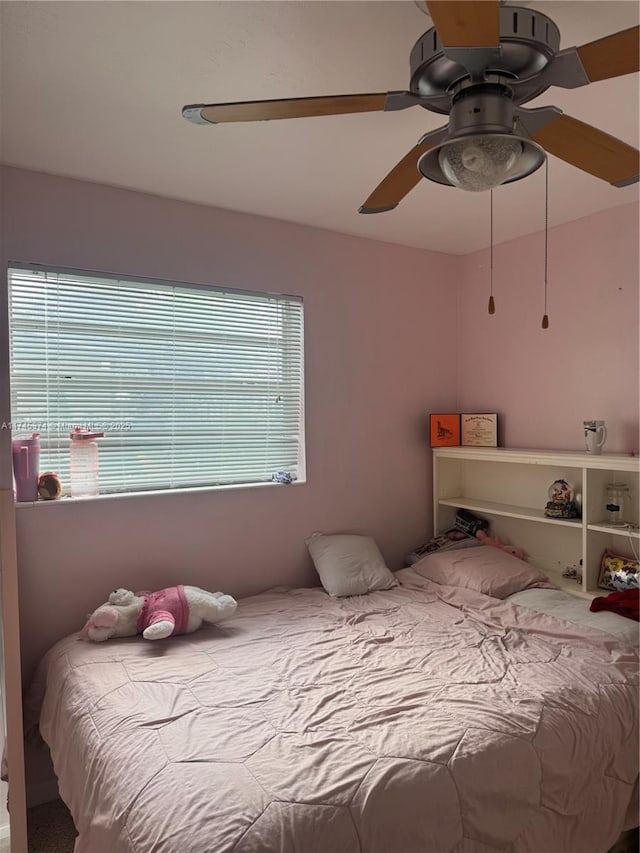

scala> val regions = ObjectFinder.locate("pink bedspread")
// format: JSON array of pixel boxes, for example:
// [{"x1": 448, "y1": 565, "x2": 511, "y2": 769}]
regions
[{"x1": 32, "y1": 571, "x2": 639, "y2": 852}]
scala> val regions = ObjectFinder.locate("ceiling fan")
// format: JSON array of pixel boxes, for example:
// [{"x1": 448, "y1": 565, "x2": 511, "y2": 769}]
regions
[{"x1": 182, "y1": 1, "x2": 639, "y2": 213}]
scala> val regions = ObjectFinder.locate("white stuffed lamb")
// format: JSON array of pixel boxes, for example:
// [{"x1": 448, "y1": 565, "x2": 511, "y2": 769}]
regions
[{"x1": 81, "y1": 585, "x2": 237, "y2": 642}]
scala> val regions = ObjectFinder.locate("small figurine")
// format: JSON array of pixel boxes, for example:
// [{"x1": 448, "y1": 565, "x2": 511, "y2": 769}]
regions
[
  {"x1": 271, "y1": 470, "x2": 296, "y2": 484},
  {"x1": 37, "y1": 471, "x2": 63, "y2": 500}
]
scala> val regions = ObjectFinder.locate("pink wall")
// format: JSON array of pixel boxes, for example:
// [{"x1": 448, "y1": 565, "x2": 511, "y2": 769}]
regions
[
  {"x1": 0, "y1": 166, "x2": 460, "y2": 683},
  {"x1": 457, "y1": 202, "x2": 639, "y2": 454}
]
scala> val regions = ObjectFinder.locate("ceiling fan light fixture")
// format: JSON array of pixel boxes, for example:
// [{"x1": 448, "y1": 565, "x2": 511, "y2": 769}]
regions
[
  {"x1": 418, "y1": 133, "x2": 545, "y2": 191},
  {"x1": 438, "y1": 134, "x2": 522, "y2": 192}
]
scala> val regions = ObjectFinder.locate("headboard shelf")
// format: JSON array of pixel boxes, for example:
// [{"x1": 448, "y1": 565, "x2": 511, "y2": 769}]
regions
[{"x1": 433, "y1": 446, "x2": 640, "y2": 597}]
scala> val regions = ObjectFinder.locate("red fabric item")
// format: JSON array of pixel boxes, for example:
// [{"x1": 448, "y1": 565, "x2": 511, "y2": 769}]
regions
[{"x1": 590, "y1": 588, "x2": 639, "y2": 622}]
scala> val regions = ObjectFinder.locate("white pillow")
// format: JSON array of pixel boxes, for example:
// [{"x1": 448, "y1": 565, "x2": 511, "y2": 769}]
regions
[{"x1": 306, "y1": 532, "x2": 397, "y2": 597}]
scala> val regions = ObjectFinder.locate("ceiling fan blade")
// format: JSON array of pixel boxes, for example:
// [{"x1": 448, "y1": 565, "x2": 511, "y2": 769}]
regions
[
  {"x1": 359, "y1": 129, "x2": 448, "y2": 214},
  {"x1": 577, "y1": 25, "x2": 639, "y2": 82},
  {"x1": 183, "y1": 94, "x2": 388, "y2": 125},
  {"x1": 426, "y1": 1, "x2": 499, "y2": 48},
  {"x1": 529, "y1": 113, "x2": 639, "y2": 187},
  {"x1": 359, "y1": 145, "x2": 429, "y2": 214}
]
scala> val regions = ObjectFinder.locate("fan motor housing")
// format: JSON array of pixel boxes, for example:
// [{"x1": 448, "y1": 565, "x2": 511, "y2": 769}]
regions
[
  {"x1": 448, "y1": 84, "x2": 514, "y2": 136},
  {"x1": 410, "y1": 5, "x2": 561, "y2": 113}
]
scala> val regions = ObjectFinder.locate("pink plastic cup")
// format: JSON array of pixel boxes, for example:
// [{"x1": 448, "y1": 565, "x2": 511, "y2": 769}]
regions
[{"x1": 12, "y1": 433, "x2": 41, "y2": 502}]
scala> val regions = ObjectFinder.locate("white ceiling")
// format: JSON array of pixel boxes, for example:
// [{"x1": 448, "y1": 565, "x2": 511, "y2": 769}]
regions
[{"x1": 0, "y1": 1, "x2": 638, "y2": 254}]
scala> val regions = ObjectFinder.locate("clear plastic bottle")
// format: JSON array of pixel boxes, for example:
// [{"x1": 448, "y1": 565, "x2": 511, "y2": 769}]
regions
[{"x1": 70, "y1": 428, "x2": 104, "y2": 497}]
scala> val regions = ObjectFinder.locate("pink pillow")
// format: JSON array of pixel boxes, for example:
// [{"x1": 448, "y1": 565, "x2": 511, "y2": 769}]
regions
[{"x1": 411, "y1": 545, "x2": 555, "y2": 599}]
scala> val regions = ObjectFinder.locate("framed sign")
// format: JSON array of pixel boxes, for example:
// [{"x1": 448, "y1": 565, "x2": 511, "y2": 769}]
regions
[
  {"x1": 461, "y1": 413, "x2": 498, "y2": 447},
  {"x1": 430, "y1": 414, "x2": 460, "y2": 447}
]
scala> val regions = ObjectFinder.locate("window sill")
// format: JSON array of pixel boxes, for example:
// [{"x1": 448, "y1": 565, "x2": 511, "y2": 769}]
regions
[{"x1": 14, "y1": 478, "x2": 307, "y2": 507}]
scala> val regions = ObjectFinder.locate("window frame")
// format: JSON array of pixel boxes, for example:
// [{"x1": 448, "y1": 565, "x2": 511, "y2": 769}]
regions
[{"x1": 7, "y1": 262, "x2": 306, "y2": 500}]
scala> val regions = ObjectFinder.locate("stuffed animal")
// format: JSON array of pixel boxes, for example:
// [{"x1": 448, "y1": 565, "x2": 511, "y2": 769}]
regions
[
  {"x1": 80, "y1": 585, "x2": 237, "y2": 642},
  {"x1": 475, "y1": 529, "x2": 526, "y2": 561}
]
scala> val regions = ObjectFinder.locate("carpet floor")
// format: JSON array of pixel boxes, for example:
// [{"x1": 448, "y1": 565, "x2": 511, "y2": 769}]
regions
[{"x1": 27, "y1": 800, "x2": 76, "y2": 853}]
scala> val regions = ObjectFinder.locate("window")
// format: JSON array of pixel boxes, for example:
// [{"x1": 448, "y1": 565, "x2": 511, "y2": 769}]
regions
[{"x1": 8, "y1": 265, "x2": 305, "y2": 495}]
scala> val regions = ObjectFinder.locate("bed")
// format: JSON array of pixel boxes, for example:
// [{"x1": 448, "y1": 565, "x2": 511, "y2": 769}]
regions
[{"x1": 27, "y1": 567, "x2": 639, "y2": 853}]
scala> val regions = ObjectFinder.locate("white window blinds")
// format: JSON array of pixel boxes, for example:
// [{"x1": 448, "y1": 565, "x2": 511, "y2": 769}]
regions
[{"x1": 8, "y1": 265, "x2": 305, "y2": 494}]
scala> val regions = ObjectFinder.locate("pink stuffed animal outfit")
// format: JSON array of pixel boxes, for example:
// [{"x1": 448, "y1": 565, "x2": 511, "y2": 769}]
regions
[{"x1": 137, "y1": 585, "x2": 189, "y2": 635}]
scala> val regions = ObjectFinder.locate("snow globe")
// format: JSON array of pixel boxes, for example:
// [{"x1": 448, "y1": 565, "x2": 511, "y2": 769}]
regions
[{"x1": 544, "y1": 479, "x2": 580, "y2": 519}]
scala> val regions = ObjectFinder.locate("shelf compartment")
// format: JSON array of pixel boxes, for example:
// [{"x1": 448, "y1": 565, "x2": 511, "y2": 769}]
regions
[
  {"x1": 587, "y1": 522, "x2": 640, "y2": 539},
  {"x1": 438, "y1": 497, "x2": 583, "y2": 529}
]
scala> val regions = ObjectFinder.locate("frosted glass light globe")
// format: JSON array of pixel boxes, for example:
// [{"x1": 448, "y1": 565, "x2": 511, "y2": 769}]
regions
[
  {"x1": 439, "y1": 135, "x2": 523, "y2": 192},
  {"x1": 461, "y1": 145, "x2": 489, "y2": 172}
]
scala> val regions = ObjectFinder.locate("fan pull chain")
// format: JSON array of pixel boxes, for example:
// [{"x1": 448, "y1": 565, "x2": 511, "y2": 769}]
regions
[
  {"x1": 488, "y1": 189, "x2": 495, "y2": 315},
  {"x1": 542, "y1": 156, "x2": 549, "y2": 329}
]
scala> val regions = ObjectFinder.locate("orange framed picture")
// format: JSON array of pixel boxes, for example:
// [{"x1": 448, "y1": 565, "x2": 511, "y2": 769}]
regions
[{"x1": 429, "y1": 414, "x2": 460, "y2": 447}]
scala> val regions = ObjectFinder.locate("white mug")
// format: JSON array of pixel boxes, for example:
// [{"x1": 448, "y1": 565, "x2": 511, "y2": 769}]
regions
[{"x1": 584, "y1": 420, "x2": 607, "y2": 454}]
